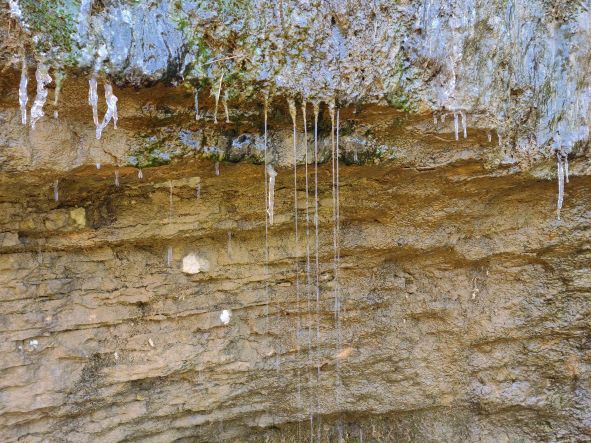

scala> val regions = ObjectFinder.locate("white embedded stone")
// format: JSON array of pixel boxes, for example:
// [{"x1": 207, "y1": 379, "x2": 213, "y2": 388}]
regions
[
  {"x1": 220, "y1": 310, "x2": 231, "y2": 325},
  {"x1": 182, "y1": 253, "x2": 209, "y2": 274}
]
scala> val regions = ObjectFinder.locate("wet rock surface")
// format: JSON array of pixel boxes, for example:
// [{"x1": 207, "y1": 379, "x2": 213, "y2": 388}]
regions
[
  {"x1": 0, "y1": 1, "x2": 590, "y2": 442},
  {"x1": 1, "y1": 149, "x2": 590, "y2": 441}
]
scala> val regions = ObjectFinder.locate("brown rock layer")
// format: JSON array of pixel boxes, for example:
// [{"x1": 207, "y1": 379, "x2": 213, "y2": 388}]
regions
[{"x1": 1, "y1": 149, "x2": 590, "y2": 441}]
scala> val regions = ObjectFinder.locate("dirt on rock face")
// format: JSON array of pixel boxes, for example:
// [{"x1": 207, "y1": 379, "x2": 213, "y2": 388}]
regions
[{"x1": 1, "y1": 117, "x2": 590, "y2": 441}]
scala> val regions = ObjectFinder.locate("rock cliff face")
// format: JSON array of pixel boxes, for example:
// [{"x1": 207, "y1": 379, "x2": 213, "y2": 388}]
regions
[{"x1": 0, "y1": 1, "x2": 590, "y2": 442}]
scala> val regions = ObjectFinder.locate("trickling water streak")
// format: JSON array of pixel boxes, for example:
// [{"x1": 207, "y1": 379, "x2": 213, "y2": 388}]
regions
[
  {"x1": 30, "y1": 63, "x2": 52, "y2": 129},
  {"x1": 96, "y1": 83, "x2": 118, "y2": 140},
  {"x1": 288, "y1": 98, "x2": 301, "y2": 406},
  {"x1": 19, "y1": 57, "x2": 28, "y2": 125},
  {"x1": 196, "y1": 183, "x2": 201, "y2": 198},
  {"x1": 53, "y1": 71, "x2": 64, "y2": 119},
  {"x1": 223, "y1": 92, "x2": 230, "y2": 123},
  {"x1": 263, "y1": 94, "x2": 270, "y2": 330},
  {"x1": 167, "y1": 246, "x2": 173, "y2": 267},
  {"x1": 460, "y1": 111, "x2": 467, "y2": 138},
  {"x1": 53, "y1": 180, "x2": 59, "y2": 202},
  {"x1": 267, "y1": 164, "x2": 277, "y2": 225},
  {"x1": 138, "y1": 169, "x2": 143, "y2": 179},
  {"x1": 169, "y1": 180, "x2": 173, "y2": 222},
  {"x1": 215, "y1": 161, "x2": 220, "y2": 176},
  {"x1": 88, "y1": 74, "x2": 99, "y2": 127},
  {"x1": 301, "y1": 101, "x2": 315, "y2": 441},
  {"x1": 557, "y1": 153, "x2": 565, "y2": 221},
  {"x1": 312, "y1": 101, "x2": 321, "y2": 441},
  {"x1": 114, "y1": 170, "x2": 120, "y2": 187},
  {"x1": 453, "y1": 112, "x2": 459, "y2": 141}
]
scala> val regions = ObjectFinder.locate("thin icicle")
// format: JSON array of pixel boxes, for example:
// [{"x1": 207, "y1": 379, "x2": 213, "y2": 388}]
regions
[
  {"x1": 487, "y1": 131, "x2": 492, "y2": 143},
  {"x1": 557, "y1": 153, "x2": 564, "y2": 221},
  {"x1": 138, "y1": 169, "x2": 143, "y2": 179},
  {"x1": 215, "y1": 161, "x2": 220, "y2": 176},
  {"x1": 53, "y1": 180, "x2": 59, "y2": 202},
  {"x1": 312, "y1": 101, "x2": 321, "y2": 441},
  {"x1": 301, "y1": 100, "x2": 314, "y2": 441},
  {"x1": 196, "y1": 183, "x2": 201, "y2": 199},
  {"x1": 18, "y1": 57, "x2": 28, "y2": 125},
  {"x1": 88, "y1": 74, "x2": 99, "y2": 127},
  {"x1": 564, "y1": 155, "x2": 569, "y2": 184},
  {"x1": 30, "y1": 63, "x2": 52, "y2": 129},
  {"x1": 460, "y1": 111, "x2": 467, "y2": 138},
  {"x1": 214, "y1": 71, "x2": 224, "y2": 124},
  {"x1": 263, "y1": 93, "x2": 270, "y2": 330},
  {"x1": 96, "y1": 162, "x2": 101, "y2": 170},
  {"x1": 288, "y1": 97, "x2": 301, "y2": 405},
  {"x1": 96, "y1": 83, "x2": 118, "y2": 140},
  {"x1": 453, "y1": 112, "x2": 459, "y2": 141},
  {"x1": 433, "y1": 113, "x2": 437, "y2": 125},
  {"x1": 53, "y1": 71, "x2": 64, "y2": 119},
  {"x1": 114, "y1": 170, "x2": 120, "y2": 187},
  {"x1": 267, "y1": 164, "x2": 277, "y2": 225}
]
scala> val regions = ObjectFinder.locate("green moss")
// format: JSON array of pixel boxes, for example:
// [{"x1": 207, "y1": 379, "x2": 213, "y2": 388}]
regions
[
  {"x1": 20, "y1": 0, "x2": 79, "y2": 61},
  {"x1": 128, "y1": 136, "x2": 173, "y2": 169}
]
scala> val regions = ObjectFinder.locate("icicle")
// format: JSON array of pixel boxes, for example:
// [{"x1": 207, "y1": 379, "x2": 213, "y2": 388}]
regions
[
  {"x1": 114, "y1": 170, "x2": 120, "y2": 187},
  {"x1": 460, "y1": 111, "x2": 467, "y2": 138},
  {"x1": 138, "y1": 169, "x2": 143, "y2": 179},
  {"x1": 497, "y1": 131, "x2": 502, "y2": 146},
  {"x1": 453, "y1": 112, "x2": 459, "y2": 141},
  {"x1": 263, "y1": 93, "x2": 270, "y2": 329},
  {"x1": 223, "y1": 91, "x2": 230, "y2": 123},
  {"x1": 53, "y1": 71, "x2": 64, "y2": 119},
  {"x1": 301, "y1": 100, "x2": 314, "y2": 440},
  {"x1": 215, "y1": 161, "x2": 220, "y2": 176},
  {"x1": 214, "y1": 71, "x2": 224, "y2": 124},
  {"x1": 194, "y1": 87, "x2": 200, "y2": 121},
  {"x1": 433, "y1": 113, "x2": 437, "y2": 125},
  {"x1": 96, "y1": 83, "x2": 118, "y2": 140},
  {"x1": 53, "y1": 180, "x2": 59, "y2": 202},
  {"x1": 96, "y1": 162, "x2": 101, "y2": 170},
  {"x1": 557, "y1": 153, "x2": 564, "y2": 221},
  {"x1": 564, "y1": 155, "x2": 569, "y2": 184},
  {"x1": 18, "y1": 57, "x2": 28, "y2": 125},
  {"x1": 288, "y1": 97, "x2": 301, "y2": 406},
  {"x1": 267, "y1": 164, "x2": 277, "y2": 225},
  {"x1": 167, "y1": 246, "x2": 173, "y2": 267},
  {"x1": 312, "y1": 101, "x2": 321, "y2": 440},
  {"x1": 487, "y1": 131, "x2": 492, "y2": 143},
  {"x1": 196, "y1": 183, "x2": 201, "y2": 198},
  {"x1": 30, "y1": 63, "x2": 52, "y2": 129},
  {"x1": 88, "y1": 74, "x2": 99, "y2": 127}
]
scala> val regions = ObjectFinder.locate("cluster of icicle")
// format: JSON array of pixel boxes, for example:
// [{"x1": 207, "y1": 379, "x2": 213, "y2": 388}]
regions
[
  {"x1": 432, "y1": 110, "x2": 468, "y2": 141},
  {"x1": 89, "y1": 74, "x2": 118, "y2": 140},
  {"x1": 18, "y1": 58, "x2": 52, "y2": 129}
]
